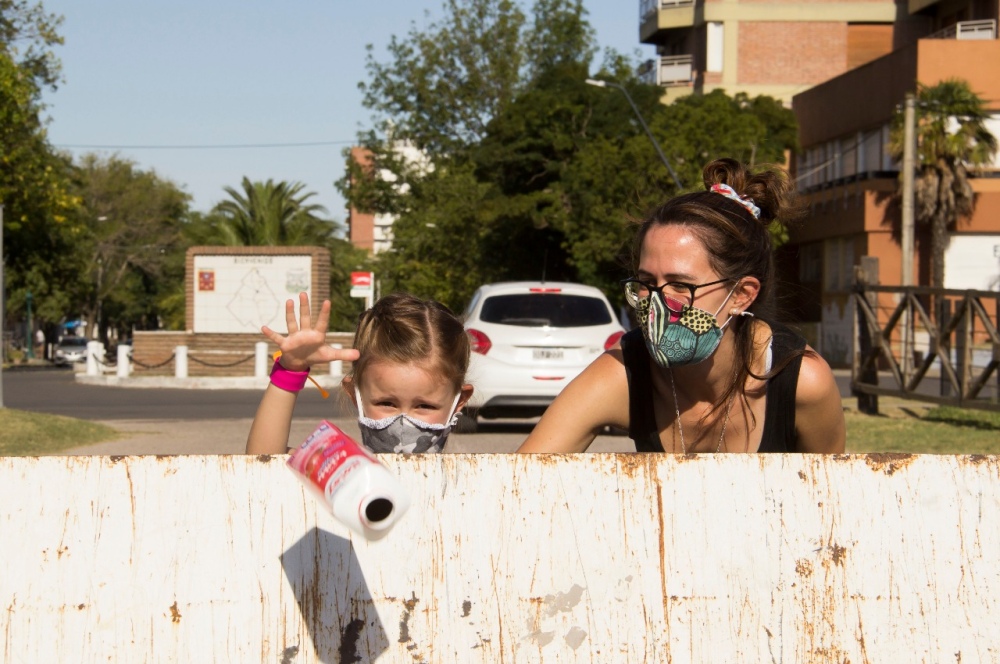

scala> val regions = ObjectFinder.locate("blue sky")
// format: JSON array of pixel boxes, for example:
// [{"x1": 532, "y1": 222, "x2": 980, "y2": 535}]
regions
[{"x1": 41, "y1": 1, "x2": 649, "y2": 226}]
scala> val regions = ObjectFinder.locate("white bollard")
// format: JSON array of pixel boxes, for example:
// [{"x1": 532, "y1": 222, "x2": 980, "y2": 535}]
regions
[
  {"x1": 116, "y1": 345, "x2": 132, "y2": 378},
  {"x1": 175, "y1": 345, "x2": 188, "y2": 379},
  {"x1": 86, "y1": 341, "x2": 103, "y2": 376},
  {"x1": 255, "y1": 342, "x2": 269, "y2": 378},
  {"x1": 330, "y1": 343, "x2": 343, "y2": 377}
]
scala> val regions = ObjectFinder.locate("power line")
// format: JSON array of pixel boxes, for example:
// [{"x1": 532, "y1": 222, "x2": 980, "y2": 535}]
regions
[{"x1": 53, "y1": 140, "x2": 357, "y2": 150}]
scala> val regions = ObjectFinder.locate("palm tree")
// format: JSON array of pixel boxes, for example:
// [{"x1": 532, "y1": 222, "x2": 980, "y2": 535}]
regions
[
  {"x1": 890, "y1": 78, "x2": 998, "y2": 288},
  {"x1": 210, "y1": 177, "x2": 338, "y2": 246}
]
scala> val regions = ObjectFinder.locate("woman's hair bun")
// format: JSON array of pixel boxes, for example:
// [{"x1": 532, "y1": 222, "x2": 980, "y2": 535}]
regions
[{"x1": 701, "y1": 157, "x2": 795, "y2": 225}]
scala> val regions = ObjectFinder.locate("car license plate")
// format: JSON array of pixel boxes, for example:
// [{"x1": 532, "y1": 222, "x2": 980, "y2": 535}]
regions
[{"x1": 533, "y1": 348, "x2": 563, "y2": 361}]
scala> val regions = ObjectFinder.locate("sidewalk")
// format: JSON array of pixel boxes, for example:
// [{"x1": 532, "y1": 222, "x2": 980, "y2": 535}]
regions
[{"x1": 66, "y1": 416, "x2": 634, "y2": 455}]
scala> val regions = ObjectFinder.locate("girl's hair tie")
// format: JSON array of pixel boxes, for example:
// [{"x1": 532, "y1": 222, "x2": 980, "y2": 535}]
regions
[{"x1": 710, "y1": 183, "x2": 761, "y2": 220}]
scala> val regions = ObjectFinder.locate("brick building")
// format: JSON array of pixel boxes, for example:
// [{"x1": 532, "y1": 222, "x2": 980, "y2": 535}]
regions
[
  {"x1": 639, "y1": 0, "x2": 917, "y2": 104},
  {"x1": 783, "y1": 0, "x2": 1000, "y2": 365},
  {"x1": 345, "y1": 143, "x2": 430, "y2": 255}
]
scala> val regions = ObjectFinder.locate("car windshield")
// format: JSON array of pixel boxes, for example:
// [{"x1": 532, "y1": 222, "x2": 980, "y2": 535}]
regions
[
  {"x1": 479, "y1": 294, "x2": 612, "y2": 327},
  {"x1": 60, "y1": 338, "x2": 88, "y2": 347}
]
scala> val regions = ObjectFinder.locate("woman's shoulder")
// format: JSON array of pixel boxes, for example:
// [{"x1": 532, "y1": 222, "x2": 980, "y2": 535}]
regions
[{"x1": 794, "y1": 344, "x2": 846, "y2": 452}]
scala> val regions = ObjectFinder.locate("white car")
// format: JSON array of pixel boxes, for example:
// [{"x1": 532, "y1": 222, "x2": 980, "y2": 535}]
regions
[{"x1": 460, "y1": 281, "x2": 625, "y2": 433}]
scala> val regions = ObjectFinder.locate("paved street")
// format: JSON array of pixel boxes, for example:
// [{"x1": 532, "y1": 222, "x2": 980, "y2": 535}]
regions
[{"x1": 2, "y1": 367, "x2": 632, "y2": 454}]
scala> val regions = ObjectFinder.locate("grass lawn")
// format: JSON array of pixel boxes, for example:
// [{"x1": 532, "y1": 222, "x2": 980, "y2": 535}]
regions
[
  {"x1": 845, "y1": 404, "x2": 1000, "y2": 454},
  {"x1": 0, "y1": 408, "x2": 120, "y2": 456}
]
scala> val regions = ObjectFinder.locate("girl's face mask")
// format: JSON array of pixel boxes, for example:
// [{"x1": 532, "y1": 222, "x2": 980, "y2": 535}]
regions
[
  {"x1": 355, "y1": 387, "x2": 461, "y2": 454},
  {"x1": 636, "y1": 284, "x2": 739, "y2": 369}
]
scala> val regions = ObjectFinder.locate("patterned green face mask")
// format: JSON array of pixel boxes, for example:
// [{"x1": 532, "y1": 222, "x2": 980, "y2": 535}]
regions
[{"x1": 636, "y1": 286, "x2": 738, "y2": 368}]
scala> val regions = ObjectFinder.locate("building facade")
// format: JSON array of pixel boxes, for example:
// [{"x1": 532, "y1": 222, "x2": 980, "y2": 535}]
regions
[
  {"x1": 638, "y1": 0, "x2": 914, "y2": 104},
  {"x1": 785, "y1": 0, "x2": 999, "y2": 366}
]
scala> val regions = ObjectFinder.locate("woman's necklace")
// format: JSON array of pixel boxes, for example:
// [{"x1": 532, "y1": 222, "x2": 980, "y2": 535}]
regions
[{"x1": 668, "y1": 368, "x2": 737, "y2": 453}]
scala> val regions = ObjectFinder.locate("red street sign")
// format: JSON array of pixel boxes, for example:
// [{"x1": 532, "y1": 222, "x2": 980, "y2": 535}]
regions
[{"x1": 351, "y1": 272, "x2": 373, "y2": 288}]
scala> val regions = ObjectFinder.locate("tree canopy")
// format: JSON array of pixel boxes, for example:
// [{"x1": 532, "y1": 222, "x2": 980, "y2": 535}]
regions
[
  {"x1": 0, "y1": 0, "x2": 79, "y2": 336},
  {"x1": 344, "y1": 0, "x2": 798, "y2": 312},
  {"x1": 71, "y1": 154, "x2": 191, "y2": 342}
]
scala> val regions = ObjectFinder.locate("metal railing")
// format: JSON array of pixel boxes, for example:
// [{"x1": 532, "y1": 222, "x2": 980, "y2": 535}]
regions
[
  {"x1": 853, "y1": 283, "x2": 1000, "y2": 413},
  {"x1": 640, "y1": 0, "x2": 694, "y2": 21},
  {"x1": 927, "y1": 19, "x2": 997, "y2": 40},
  {"x1": 638, "y1": 55, "x2": 694, "y2": 87}
]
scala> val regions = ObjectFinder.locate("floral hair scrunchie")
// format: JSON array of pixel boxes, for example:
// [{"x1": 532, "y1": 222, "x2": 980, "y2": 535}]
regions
[{"x1": 710, "y1": 183, "x2": 761, "y2": 220}]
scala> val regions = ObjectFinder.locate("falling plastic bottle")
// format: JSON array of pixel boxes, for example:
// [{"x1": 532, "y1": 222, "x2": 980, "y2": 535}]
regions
[{"x1": 287, "y1": 420, "x2": 411, "y2": 540}]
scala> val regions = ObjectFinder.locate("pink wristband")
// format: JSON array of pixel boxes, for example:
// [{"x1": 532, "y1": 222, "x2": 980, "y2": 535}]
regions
[{"x1": 270, "y1": 360, "x2": 310, "y2": 392}]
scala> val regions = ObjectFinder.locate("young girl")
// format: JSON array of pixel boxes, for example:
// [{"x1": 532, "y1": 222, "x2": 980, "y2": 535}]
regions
[{"x1": 245, "y1": 291, "x2": 474, "y2": 455}]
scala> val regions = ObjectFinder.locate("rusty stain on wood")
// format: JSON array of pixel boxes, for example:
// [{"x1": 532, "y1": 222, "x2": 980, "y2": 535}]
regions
[
  {"x1": 864, "y1": 453, "x2": 915, "y2": 475},
  {"x1": 796, "y1": 559, "x2": 814, "y2": 578},
  {"x1": 461, "y1": 600, "x2": 471, "y2": 618},
  {"x1": 169, "y1": 601, "x2": 181, "y2": 623}
]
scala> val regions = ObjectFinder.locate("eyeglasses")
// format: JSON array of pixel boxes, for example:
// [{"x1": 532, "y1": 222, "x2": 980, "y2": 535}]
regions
[{"x1": 621, "y1": 277, "x2": 732, "y2": 312}]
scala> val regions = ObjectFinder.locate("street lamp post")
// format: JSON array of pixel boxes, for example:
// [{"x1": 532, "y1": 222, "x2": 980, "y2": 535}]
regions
[{"x1": 586, "y1": 78, "x2": 683, "y2": 189}]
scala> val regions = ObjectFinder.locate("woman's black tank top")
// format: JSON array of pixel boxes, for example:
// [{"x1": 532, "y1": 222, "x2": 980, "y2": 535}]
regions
[{"x1": 620, "y1": 324, "x2": 806, "y2": 453}]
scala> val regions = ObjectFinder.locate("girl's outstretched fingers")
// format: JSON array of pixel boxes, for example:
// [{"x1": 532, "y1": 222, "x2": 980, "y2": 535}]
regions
[
  {"x1": 297, "y1": 292, "x2": 312, "y2": 330},
  {"x1": 283, "y1": 297, "x2": 300, "y2": 335}
]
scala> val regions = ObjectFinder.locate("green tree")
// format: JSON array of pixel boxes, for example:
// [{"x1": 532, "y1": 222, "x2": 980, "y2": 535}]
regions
[
  {"x1": 71, "y1": 154, "x2": 191, "y2": 343},
  {"x1": 345, "y1": 0, "x2": 798, "y2": 311},
  {"x1": 0, "y1": 1, "x2": 80, "y2": 341},
  {"x1": 890, "y1": 78, "x2": 997, "y2": 288},
  {"x1": 208, "y1": 177, "x2": 337, "y2": 247}
]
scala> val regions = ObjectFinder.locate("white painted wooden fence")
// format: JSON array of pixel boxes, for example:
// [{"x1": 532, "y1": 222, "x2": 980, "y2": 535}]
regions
[{"x1": 1, "y1": 454, "x2": 998, "y2": 663}]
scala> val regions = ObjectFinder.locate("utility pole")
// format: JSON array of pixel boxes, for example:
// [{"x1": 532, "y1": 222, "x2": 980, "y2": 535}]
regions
[
  {"x1": 901, "y1": 94, "x2": 915, "y2": 287},
  {"x1": 900, "y1": 93, "x2": 917, "y2": 377},
  {"x1": 585, "y1": 79, "x2": 683, "y2": 190}
]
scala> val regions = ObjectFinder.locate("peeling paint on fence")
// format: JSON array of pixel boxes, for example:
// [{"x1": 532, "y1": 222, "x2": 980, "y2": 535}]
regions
[{"x1": 1, "y1": 454, "x2": 998, "y2": 662}]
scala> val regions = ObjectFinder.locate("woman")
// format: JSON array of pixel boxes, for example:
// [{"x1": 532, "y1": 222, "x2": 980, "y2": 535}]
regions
[{"x1": 518, "y1": 158, "x2": 845, "y2": 454}]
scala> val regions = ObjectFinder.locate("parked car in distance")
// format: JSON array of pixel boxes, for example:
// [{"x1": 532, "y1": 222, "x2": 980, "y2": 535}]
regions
[
  {"x1": 53, "y1": 337, "x2": 89, "y2": 365},
  {"x1": 460, "y1": 281, "x2": 625, "y2": 433}
]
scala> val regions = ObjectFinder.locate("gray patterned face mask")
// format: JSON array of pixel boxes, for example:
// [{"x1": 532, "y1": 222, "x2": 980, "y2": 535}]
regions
[{"x1": 355, "y1": 387, "x2": 461, "y2": 454}]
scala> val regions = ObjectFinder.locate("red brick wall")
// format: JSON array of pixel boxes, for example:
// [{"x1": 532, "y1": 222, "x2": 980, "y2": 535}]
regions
[{"x1": 739, "y1": 22, "x2": 848, "y2": 85}]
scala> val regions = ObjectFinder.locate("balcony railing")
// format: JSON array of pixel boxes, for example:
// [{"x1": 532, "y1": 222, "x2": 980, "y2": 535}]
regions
[
  {"x1": 640, "y1": 0, "x2": 695, "y2": 21},
  {"x1": 638, "y1": 55, "x2": 694, "y2": 87},
  {"x1": 927, "y1": 19, "x2": 997, "y2": 40}
]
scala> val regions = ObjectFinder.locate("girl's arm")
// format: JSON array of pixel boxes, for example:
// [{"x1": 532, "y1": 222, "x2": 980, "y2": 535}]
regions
[
  {"x1": 245, "y1": 293, "x2": 360, "y2": 455},
  {"x1": 517, "y1": 350, "x2": 630, "y2": 453},
  {"x1": 793, "y1": 349, "x2": 846, "y2": 453},
  {"x1": 246, "y1": 383, "x2": 302, "y2": 454}
]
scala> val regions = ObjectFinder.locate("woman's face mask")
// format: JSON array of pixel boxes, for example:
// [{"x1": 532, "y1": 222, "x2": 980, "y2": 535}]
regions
[
  {"x1": 355, "y1": 387, "x2": 461, "y2": 454},
  {"x1": 636, "y1": 284, "x2": 739, "y2": 369}
]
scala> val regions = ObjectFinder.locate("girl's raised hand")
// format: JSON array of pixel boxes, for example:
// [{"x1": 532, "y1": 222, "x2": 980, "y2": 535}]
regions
[{"x1": 261, "y1": 292, "x2": 360, "y2": 371}]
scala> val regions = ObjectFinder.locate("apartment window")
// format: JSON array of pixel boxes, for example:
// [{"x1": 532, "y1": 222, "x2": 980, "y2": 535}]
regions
[
  {"x1": 799, "y1": 242, "x2": 822, "y2": 284},
  {"x1": 881, "y1": 124, "x2": 894, "y2": 170},
  {"x1": 706, "y1": 22, "x2": 724, "y2": 73},
  {"x1": 824, "y1": 237, "x2": 855, "y2": 291}
]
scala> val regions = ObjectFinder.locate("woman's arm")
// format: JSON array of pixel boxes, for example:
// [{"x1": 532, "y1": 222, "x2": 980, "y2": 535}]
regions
[
  {"x1": 517, "y1": 350, "x2": 630, "y2": 453},
  {"x1": 794, "y1": 349, "x2": 846, "y2": 453},
  {"x1": 245, "y1": 293, "x2": 360, "y2": 455}
]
